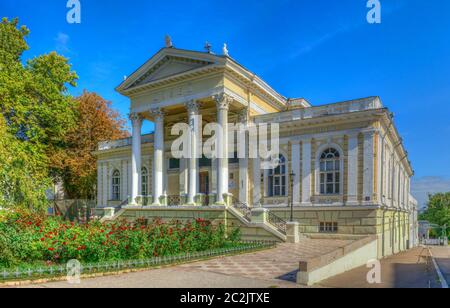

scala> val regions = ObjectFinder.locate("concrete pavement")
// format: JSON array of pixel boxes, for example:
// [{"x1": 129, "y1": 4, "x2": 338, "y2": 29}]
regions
[
  {"x1": 431, "y1": 246, "x2": 450, "y2": 287},
  {"x1": 317, "y1": 246, "x2": 445, "y2": 288}
]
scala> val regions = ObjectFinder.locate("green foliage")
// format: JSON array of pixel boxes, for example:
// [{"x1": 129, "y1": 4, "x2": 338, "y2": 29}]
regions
[
  {"x1": 420, "y1": 192, "x2": 450, "y2": 238},
  {"x1": 0, "y1": 17, "x2": 29, "y2": 63},
  {"x1": 0, "y1": 117, "x2": 50, "y2": 209},
  {"x1": 0, "y1": 210, "x2": 241, "y2": 268},
  {"x1": 0, "y1": 18, "x2": 78, "y2": 210}
]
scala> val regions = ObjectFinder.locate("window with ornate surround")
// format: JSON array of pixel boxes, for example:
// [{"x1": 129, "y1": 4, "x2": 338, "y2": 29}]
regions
[
  {"x1": 268, "y1": 155, "x2": 287, "y2": 197},
  {"x1": 317, "y1": 147, "x2": 343, "y2": 196},
  {"x1": 112, "y1": 170, "x2": 121, "y2": 201}
]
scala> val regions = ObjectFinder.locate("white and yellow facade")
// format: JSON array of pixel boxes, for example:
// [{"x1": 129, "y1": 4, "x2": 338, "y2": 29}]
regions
[{"x1": 94, "y1": 45, "x2": 418, "y2": 257}]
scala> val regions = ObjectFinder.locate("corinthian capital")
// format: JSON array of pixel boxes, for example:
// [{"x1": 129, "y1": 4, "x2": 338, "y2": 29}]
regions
[
  {"x1": 214, "y1": 93, "x2": 233, "y2": 111},
  {"x1": 150, "y1": 108, "x2": 165, "y2": 121},
  {"x1": 129, "y1": 113, "x2": 143, "y2": 126},
  {"x1": 186, "y1": 100, "x2": 199, "y2": 113}
]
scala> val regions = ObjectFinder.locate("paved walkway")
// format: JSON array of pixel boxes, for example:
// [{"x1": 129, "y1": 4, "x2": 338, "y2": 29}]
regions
[
  {"x1": 15, "y1": 239, "x2": 353, "y2": 288},
  {"x1": 317, "y1": 246, "x2": 445, "y2": 288}
]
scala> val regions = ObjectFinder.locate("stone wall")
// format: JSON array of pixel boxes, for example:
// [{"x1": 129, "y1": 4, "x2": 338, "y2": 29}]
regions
[{"x1": 268, "y1": 206, "x2": 411, "y2": 258}]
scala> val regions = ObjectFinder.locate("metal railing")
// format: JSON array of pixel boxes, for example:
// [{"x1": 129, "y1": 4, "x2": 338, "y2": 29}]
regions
[
  {"x1": 167, "y1": 195, "x2": 182, "y2": 207},
  {"x1": 231, "y1": 197, "x2": 252, "y2": 222},
  {"x1": 267, "y1": 211, "x2": 287, "y2": 235}
]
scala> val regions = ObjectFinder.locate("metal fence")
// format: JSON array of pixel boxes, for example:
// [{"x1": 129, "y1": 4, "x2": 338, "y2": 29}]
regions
[
  {"x1": 53, "y1": 200, "x2": 96, "y2": 223},
  {"x1": 0, "y1": 241, "x2": 276, "y2": 282}
]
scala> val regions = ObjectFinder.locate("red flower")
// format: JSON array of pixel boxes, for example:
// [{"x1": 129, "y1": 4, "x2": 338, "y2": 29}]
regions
[
  {"x1": 48, "y1": 248, "x2": 54, "y2": 252},
  {"x1": 40, "y1": 238, "x2": 45, "y2": 242}
]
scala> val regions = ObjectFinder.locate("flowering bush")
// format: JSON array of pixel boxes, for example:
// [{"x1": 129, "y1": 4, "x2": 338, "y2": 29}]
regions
[{"x1": 0, "y1": 209, "x2": 241, "y2": 268}]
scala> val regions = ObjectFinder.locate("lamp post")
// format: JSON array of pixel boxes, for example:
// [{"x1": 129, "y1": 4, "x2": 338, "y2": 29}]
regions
[{"x1": 290, "y1": 171, "x2": 295, "y2": 222}]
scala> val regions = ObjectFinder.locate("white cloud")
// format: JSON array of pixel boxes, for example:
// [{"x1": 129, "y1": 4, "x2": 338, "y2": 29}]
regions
[
  {"x1": 55, "y1": 32, "x2": 71, "y2": 54},
  {"x1": 411, "y1": 177, "x2": 450, "y2": 209}
]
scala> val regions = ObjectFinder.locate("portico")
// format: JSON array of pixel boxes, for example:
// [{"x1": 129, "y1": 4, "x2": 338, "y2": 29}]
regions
[{"x1": 127, "y1": 93, "x2": 239, "y2": 206}]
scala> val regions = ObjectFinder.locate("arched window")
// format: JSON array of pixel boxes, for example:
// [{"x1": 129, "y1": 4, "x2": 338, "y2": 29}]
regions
[
  {"x1": 319, "y1": 148, "x2": 341, "y2": 195},
  {"x1": 112, "y1": 170, "x2": 121, "y2": 201},
  {"x1": 268, "y1": 155, "x2": 287, "y2": 197},
  {"x1": 141, "y1": 167, "x2": 148, "y2": 196}
]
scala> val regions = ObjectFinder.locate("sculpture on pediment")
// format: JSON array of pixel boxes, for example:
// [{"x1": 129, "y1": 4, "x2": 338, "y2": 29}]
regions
[
  {"x1": 222, "y1": 43, "x2": 229, "y2": 57},
  {"x1": 165, "y1": 35, "x2": 173, "y2": 48}
]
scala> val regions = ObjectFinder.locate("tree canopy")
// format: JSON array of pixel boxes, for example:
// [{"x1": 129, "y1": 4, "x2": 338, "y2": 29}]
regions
[
  {"x1": 53, "y1": 91, "x2": 129, "y2": 199},
  {"x1": 0, "y1": 18, "x2": 128, "y2": 210},
  {"x1": 420, "y1": 193, "x2": 450, "y2": 229}
]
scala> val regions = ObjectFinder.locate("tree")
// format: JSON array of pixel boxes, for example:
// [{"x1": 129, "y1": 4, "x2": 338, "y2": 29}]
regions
[
  {"x1": 52, "y1": 91, "x2": 129, "y2": 199},
  {"x1": 0, "y1": 18, "x2": 78, "y2": 210},
  {"x1": 0, "y1": 116, "x2": 50, "y2": 209},
  {"x1": 420, "y1": 193, "x2": 450, "y2": 238}
]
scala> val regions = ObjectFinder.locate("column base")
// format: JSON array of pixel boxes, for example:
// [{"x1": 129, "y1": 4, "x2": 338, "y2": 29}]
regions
[{"x1": 208, "y1": 193, "x2": 217, "y2": 206}]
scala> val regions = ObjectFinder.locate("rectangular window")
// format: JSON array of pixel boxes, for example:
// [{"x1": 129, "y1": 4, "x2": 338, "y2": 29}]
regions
[{"x1": 319, "y1": 222, "x2": 338, "y2": 233}]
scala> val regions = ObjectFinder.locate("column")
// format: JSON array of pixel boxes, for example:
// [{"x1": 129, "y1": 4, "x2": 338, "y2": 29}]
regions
[
  {"x1": 186, "y1": 100, "x2": 199, "y2": 205},
  {"x1": 130, "y1": 113, "x2": 143, "y2": 205},
  {"x1": 252, "y1": 158, "x2": 261, "y2": 206},
  {"x1": 214, "y1": 94, "x2": 232, "y2": 204},
  {"x1": 101, "y1": 162, "x2": 108, "y2": 206},
  {"x1": 151, "y1": 109, "x2": 165, "y2": 205},
  {"x1": 291, "y1": 142, "x2": 301, "y2": 206},
  {"x1": 238, "y1": 108, "x2": 249, "y2": 205},
  {"x1": 363, "y1": 131, "x2": 374, "y2": 204},
  {"x1": 97, "y1": 162, "x2": 102, "y2": 207},
  {"x1": 179, "y1": 158, "x2": 188, "y2": 196},
  {"x1": 239, "y1": 158, "x2": 249, "y2": 204},
  {"x1": 122, "y1": 161, "x2": 128, "y2": 203},
  {"x1": 347, "y1": 133, "x2": 359, "y2": 205},
  {"x1": 301, "y1": 139, "x2": 312, "y2": 206}
]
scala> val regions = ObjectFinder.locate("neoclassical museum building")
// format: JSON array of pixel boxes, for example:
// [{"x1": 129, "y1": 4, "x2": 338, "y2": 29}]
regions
[{"x1": 94, "y1": 41, "x2": 418, "y2": 258}]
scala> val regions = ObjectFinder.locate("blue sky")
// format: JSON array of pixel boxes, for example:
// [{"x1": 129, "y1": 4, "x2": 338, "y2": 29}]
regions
[{"x1": 1, "y1": 0, "x2": 450, "y2": 206}]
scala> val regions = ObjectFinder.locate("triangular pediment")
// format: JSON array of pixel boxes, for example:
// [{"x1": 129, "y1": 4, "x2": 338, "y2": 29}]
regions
[
  {"x1": 117, "y1": 48, "x2": 220, "y2": 93},
  {"x1": 131, "y1": 57, "x2": 209, "y2": 88}
]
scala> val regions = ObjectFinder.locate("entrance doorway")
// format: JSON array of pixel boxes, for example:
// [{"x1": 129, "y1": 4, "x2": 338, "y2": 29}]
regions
[{"x1": 199, "y1": 172, "x2": 210, "y2": 195}]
